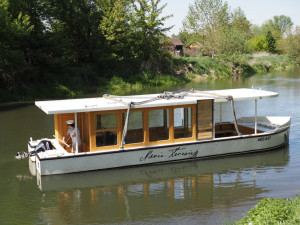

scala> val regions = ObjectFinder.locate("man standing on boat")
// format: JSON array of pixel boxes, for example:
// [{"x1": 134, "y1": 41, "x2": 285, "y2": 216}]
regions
[{"x1": 63, "y1": 120, "x2": 82, "y2": 153}]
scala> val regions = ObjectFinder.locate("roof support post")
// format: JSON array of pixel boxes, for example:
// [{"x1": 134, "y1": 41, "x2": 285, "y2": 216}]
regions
[
  {"x1": 213, "y1": 101, "x2": 215, "y2": 139},
  {"x1": 75, "y1": 112, "x2": 78, "y2": 154},
  {"x1": 228, "y1": 96, "x2": 241, "y2": 136},
  {"x1": 220, "y1": 102, "x2": 223, "y2": 124},
  {"x1": 120, "y1": 102, "x2": 132, "y2": 150},
  {"x1": 255, "y1": 99, "x2": 257, "y2": 134}
]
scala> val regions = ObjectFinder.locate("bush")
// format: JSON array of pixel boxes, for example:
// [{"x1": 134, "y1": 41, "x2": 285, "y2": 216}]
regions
[
  {"x1": 54, "y1": 84, "x2": 76, "y2": 98},
  {"x1": 249, "y1": 36, "x2": 268, "y2": 52},
  {"x1": 236, "y1": 197, "x2": 300, "y2": 225}
]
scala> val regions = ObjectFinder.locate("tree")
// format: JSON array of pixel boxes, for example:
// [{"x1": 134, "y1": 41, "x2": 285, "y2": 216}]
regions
[
  {"x1": 0, "y1": 0, "x2": 33, "y2": 92},
  {"x1": 182, "y1": 2, "x2": 252, "y2": 56},
  {"x1": 8, "y1": 0, "x2": 51, "y2": 66},
  {"x1": 248, "y1": 15, "x2": 293, "y2": 53},
  {"x1": 251, "y1": 24, "x2": 264, "y2": 36},
  {"x1": 266, "y1": 31, "x2": 276, "y2": 53},
  {"x1": 177, "y1": 30, "x2": 190, "y2": 45},
  {"x1": 216, "y1": 27, "x2": 249, "y2": 55},
  {"x1": 262, "y1": 15, "x2": 293, "y2": 41},
  {"x1": 99, "y1": 0, "x2": 133, "y2": 60},
  {"x1": 45, "y1": 0, "x2": 103, "y2": 63},
  {"x1": 277, "y1": 26, "x2": 300, "y2": 61},
  {"x1": 231, "y1": 7, "x2": 252, "y2": 39},
  {"x1": 131, "y1": 0, "x2": 173, "y2": 60},
  {"x1": 272, "y1": 15, "x2": 293, "y2": 34},
  {"x1": 216, "y1": 7, "x2": 252, "y2": 55},
  {"x1": 182, "y1": 0, "x2": 230, "y2": 57}
]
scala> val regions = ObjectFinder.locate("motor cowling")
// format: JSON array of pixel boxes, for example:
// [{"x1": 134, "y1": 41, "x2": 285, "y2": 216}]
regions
[
  {"x1": 31, "y1": 140, "x2": 54, "y2": 154},
  {"x1": 16, "y1": 140, "x2": 54, "y2": 160}
]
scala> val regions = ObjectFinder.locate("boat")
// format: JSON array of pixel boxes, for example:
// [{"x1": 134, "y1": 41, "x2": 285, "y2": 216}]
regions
[{"x1": 27, "y1": 88, "x2": 291, "y2": 176}]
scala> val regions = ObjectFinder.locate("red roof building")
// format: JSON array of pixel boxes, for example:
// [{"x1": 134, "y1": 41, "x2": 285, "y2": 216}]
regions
[{"x1": 168, "y1": 37, "x2": 184, "y2": 56}]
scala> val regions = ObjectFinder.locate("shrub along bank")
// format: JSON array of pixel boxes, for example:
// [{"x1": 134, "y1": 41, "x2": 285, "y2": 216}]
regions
[
  {"x1": 175, "y1": 54, "x2": 297, "y2": 80},
  {"x1": 0, "y1": 54, "x2": 297, "y2": 102}
]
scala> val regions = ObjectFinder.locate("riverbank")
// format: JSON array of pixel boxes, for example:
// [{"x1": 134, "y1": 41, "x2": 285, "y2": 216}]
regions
[
  {"x1": 0, "y1": 54, "x2": 297, "y2": 102},
  {"x1": 234, "y1": 196, "x2": 300, "y2": 224},
  {"x1": 175, "y1": 54, "x2": 297, "y2": 80},
  {"x1": 100, "y1": 54, "x2": 298, "y2": 94}
]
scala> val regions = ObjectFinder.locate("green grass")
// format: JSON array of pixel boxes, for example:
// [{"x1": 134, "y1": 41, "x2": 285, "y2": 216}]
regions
[
  {"x1": 171, "y1": 56, "x2": 233, "y2": 78},
  {"x1": 234, "y1": 196, "x2": 300, "y2": 225},
  {"x1": 98, "y1": 72, "x2": 189, "y2": 95},
  {"x1": 249, "y1": 55, "x2": 297, "y2": 73},
  {"x1": 170, "y1": 54, "x2": 297, "y2": 80}
]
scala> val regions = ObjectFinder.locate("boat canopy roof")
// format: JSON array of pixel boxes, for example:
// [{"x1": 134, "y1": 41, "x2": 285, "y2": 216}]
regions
[{"x1": 35, "y1": 88, "x2": 278, "y2": 115}]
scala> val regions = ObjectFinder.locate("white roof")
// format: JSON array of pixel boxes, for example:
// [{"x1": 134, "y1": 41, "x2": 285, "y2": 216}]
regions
[{"x1": 35, "y1": 88, "x2": 278, "y2": 115}]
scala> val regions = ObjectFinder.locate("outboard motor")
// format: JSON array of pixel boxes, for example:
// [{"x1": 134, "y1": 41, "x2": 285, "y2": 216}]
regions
[
  {"x1": 31, "y1": 140, "x2": 54, "y2": 154},
  {"x1": 16, "y1": 139, "x2": 54, "y2": 160}
]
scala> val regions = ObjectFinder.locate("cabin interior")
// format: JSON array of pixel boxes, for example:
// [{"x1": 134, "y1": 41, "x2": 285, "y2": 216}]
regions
[{"x1": 54, "y1": 99, "x2": 262, "y2": 153}]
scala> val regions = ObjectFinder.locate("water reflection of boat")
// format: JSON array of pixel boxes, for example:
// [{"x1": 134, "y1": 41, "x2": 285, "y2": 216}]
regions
[
  {"x1": 37, "y1": 146, "x2": 289, "y2": 225},
  {"x1": 37, "y1": 146, "x2": 289, "y2": 192}
]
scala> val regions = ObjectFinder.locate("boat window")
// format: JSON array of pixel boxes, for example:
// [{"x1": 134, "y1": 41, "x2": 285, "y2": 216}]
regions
[
  {"x1": 96, "y1": 114, "x2": 117, "y2": 130},
  {"x1": 95, "y1": 113, "x2": 117, "y2": 147},
  {"x1": 149, "y1": 109, "x2": 169, "y2": 142},
  {"x1": 122, "y1": 111, "x2": 144, "y2": 144},
  {"x1": 174, "y1": 107, "x2": 192, "y2": 139}
]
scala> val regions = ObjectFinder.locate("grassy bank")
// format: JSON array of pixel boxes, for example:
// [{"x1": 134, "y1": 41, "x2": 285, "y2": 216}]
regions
[
  {"x1": 0, "y1": 54, "x2": 297, "y2": 102},
  {"x1": 173, "y1": 54, "x2": 297, "y2": 81},
  {"x1": 234, "y1": 196, "x2": 300, "y2": 224}
]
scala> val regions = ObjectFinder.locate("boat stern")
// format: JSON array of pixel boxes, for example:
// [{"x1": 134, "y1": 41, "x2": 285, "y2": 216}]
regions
[{"x1": 27, "y1": 138, "x2": 70, "y2": 175}]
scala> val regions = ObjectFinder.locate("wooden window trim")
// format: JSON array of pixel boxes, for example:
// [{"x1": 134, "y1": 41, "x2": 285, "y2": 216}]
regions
[
  {"x1": 197, "y1": 100, "x2": 214, "y2": 140},
  {"x1": 90, "y1": 104, "x2": 198, "y2": 151},
  {"x1": 147, "y1": 107, "x2": 172, "y2": 145},
  {"x1": 172, "y1": 104, "x2": 197, "y2": 143},
  {"x1": 90, "y1": 110, "x2": 121, "y2": 151},
  {"x1": 122, "y1": 109, "x2": 145, "y2": 148}
]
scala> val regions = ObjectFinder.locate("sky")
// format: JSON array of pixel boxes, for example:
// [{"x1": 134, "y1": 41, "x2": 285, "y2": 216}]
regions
[{"x1": 161, "y1": 0, "x2": 300, "y2": 35}]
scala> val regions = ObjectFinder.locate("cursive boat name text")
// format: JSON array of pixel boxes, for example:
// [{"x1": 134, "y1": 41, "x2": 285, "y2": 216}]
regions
[
  {"x1": 140, "y1": 150, "x2": 164, "y2": 161},
  {"x1": 140, "y1": 147, "x2": 198, "y2": 162},
  {"x1": 169, "y1": 147, "x2": 198, "y2": 158}
]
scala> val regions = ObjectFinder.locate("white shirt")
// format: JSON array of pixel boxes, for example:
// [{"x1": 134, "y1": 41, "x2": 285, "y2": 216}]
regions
[{"x1": 67, "y1": 127, "x2": 82, "y2": 146}]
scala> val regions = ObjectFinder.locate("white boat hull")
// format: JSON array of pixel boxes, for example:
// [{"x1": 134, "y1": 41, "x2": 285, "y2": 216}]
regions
[
  {"x1": 33, "y1": 125, "x2": 289, "y2": 176},
  {"x1": 37, "y1": 146, "x2": 289, "y2": 192}
]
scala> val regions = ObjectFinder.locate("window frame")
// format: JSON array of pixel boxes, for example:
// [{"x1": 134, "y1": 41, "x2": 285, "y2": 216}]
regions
[
  {"x1": 89, "y1": 104, "x2": 197, "y2": 151},
  {"x1": 172, "y1": 104, "x2": 196, "y2": 143},
  {"x1": 121, "y1": 108, "x2": 147, "y2": 148},
  {"x1": 146, "y1": 106, "x2": 172, "y2": 146},
  {"x1": 90, "y1": 111, "x2": 122, "y2": 151}
]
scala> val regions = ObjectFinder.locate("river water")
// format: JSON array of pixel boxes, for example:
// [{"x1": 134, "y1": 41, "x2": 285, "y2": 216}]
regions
[{"x1": 1, "y1": 68, "x2": 300, "y2": 224}]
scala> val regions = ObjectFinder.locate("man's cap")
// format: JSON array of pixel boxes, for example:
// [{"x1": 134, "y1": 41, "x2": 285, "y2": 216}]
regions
[{"x1": 66, "y1": 120, "x2": 74, "y2": 125}]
